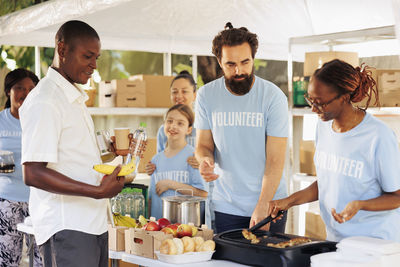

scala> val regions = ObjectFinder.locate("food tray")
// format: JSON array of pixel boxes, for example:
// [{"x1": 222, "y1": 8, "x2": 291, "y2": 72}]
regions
[
  {"x1": 155, "y1": 250, "x2": 215, "y2": 264},
  {"x1": 213, "y1": 229, "x2": 337, "y2": 267}
]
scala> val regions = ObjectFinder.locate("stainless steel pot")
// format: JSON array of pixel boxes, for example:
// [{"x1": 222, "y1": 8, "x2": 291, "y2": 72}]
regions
[{"x1": 162, "y1": 189, "x2": 206, "y2": 226}]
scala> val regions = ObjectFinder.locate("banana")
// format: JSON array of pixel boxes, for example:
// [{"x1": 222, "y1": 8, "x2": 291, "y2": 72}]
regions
[
  {"x1": 112, "y1": 213, "x2": 137, "y2": 228},
  {"x1": 119, "y1": 216, "x2": 137, "y2": 228},
  {"x1": 93, "y1": 160, "x2": 135, "y2": 176}
]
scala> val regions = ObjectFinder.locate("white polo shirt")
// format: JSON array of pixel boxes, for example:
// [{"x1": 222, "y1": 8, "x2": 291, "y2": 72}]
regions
[{"x1": 20, "y1": 67, "x2": 108, "y2": 245}]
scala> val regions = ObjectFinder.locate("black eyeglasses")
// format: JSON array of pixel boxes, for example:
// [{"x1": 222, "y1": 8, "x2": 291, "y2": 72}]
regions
[{"x1": 303, "y1": 93, "x2": 342, "y2": 112}]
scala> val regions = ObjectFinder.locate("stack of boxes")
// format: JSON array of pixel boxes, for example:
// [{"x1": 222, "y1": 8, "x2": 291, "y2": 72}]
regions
[
  {"x1": 359, "y1": 69, "x2": 400, "y2": 107},
  {"x1": 98, "y1": 75, "x2": 174, "y2": 108}
]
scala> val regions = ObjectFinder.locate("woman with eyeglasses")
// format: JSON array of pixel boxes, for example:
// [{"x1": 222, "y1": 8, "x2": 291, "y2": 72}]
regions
[{"x1": 268, "y1": 59, "x2": 400, "y2": 242}]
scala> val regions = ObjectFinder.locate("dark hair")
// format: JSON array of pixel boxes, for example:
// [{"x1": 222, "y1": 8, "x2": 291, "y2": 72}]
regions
[
  {"x1": 56, "y1": 20, "x2": 99, "y2": 50},
  {"x1": 170, "y1": 70, "x2": 196, "y2": 92},
  {"x1": 212, "y1": 22, "x2": 258, "y2": 60},
  {"x1": 313, "y1": 59, "x2": 378, "y2": 110},
  {"x1": 165, "y1": 104, "x2": 194, "y2": 127},
  {"x1": 4, "y1": 68, "x2": 39, "y2": 108}
]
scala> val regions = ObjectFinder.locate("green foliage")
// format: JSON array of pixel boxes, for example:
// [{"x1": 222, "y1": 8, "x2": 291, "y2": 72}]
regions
[
  {"x1": 173, "y1": 63, "x2": 204, "y2": 88},
  {"x1": 0, "y1": 45, "x2": 54, "y2": 77},
  {"x1": 254, "y1": 59, "x2": 267, "y2": 71},
  {"x1": 0, "y1": 0, "x2": 49, "y2": 16},
  {"x1": 0, "y1": 46, "x2": 35, "y2": 70},
  {"x1": 97, "y1": 50, "x2": 164, "y2": 81}
]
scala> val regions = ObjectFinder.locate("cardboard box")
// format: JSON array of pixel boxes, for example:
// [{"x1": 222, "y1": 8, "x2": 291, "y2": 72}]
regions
[
  {"x1": 124, "y1": 228, "x2": 173, "y2": 259},
  {"x1": 84, "y1": 89, "x2": 97, "y2": 107},
  {"x1": 380, "y1": 91, "x2": 400, "y2": 107},
  {"x1": 99, "y1": 81, "x2": 116, "y2": 107},
  {"x1": 129, "y1": 75, "x2": 174, "y2": 108},
  {"x1": 305, "y1": 211, "x2": 327, "y2": 240},
  {"x1": 124, "y1": 226, "x2": 214, "y2": 259},
  {"x1": 108, "y1": 225, "x2": 128, "y2": 251},
  {"x1": 304, "y1": 51, "x2": 359, "y2": 76},
  {"x1": 300, "y1": 140, "x2": 316, "y2": 176},
  {"x1": 358, "y1": 69, "x2": 400, "y2": 108},
  {"x1": 138, "y1": 138, "x2": 157, "y2": 173},
  {"x1": 114, "y1": 80, "x2": 146, "y2": 108},
  {"x1": 377, "y1": 69, "x2": 400, "y2": 92}
]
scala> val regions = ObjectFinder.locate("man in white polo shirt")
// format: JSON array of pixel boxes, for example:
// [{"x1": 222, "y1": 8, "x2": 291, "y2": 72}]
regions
[{"x1": 20, "y1": 20, "x2": 124, "y2": 267}]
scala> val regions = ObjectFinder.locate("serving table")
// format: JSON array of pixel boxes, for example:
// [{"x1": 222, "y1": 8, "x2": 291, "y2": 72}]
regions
[{"x1": 17, "y1": 222, "x2": 249, "y2": 267}]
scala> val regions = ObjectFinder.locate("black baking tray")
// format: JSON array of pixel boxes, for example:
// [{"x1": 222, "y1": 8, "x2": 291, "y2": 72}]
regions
[{"x1": 212, "y1": 229, "x2": 337, "y2": 267}]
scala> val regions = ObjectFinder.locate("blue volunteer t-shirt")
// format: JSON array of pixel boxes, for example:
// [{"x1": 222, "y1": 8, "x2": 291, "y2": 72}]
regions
[
  {"x1": 0, "y1": 108, "x2": 30, "y2": 202},
  {"x1": 150, "y1": 144, "x2": 206, "y2": 219},
  {"x1": 194, "y1": 76, "x2": 288, "y2": 217},
  {"x1": 157, "y1": 125, "x2": 196, "y2": 153},
  {"x1": 315, "y1": 112, "x2": 400, "y2": 242}
]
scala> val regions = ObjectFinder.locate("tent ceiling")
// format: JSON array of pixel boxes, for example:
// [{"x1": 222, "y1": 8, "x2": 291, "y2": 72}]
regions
[{"x1": 0, "y1": 0, "x2": 398, "y2": 61}]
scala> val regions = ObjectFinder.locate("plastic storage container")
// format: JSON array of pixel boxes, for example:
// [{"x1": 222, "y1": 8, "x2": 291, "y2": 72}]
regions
[
  {"x1": 293, "y1": 76, "x2": 309, "y2": 107},
  {"x1": 110, "y1": 188, "x2": 145, "y2": 219},
  {"x1": 124, "y1": 183, "x2": 149, "y2": 218}
]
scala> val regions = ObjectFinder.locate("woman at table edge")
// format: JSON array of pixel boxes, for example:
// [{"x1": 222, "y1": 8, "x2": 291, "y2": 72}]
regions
[
  {"x1": 0, "y1": 68, "x2": 42, "y2": 266},
  {"x1": 269, "y1": 59, "x2": 400, "y2": 242}
]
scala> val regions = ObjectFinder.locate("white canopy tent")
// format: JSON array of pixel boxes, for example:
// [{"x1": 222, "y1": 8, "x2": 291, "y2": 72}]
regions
[{"x1": 0, "y1": 0, "x2": 399, "y2": 62}]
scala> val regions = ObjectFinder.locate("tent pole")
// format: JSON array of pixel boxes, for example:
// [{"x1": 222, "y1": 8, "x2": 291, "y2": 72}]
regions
[
  {"x1": 192, "y1": 55, "x2": 198, "y2": 83},
  {"x1": 163, "y1": 52, "x2": 172, "y2": 76},
  {"x1": 34, "y1": 46, "x2": 41, "y2": 78}
]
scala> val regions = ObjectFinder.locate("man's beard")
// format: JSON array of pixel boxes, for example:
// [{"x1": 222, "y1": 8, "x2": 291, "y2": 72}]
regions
[{"x1": 224, "y1": 70, "x2": 254, "y2": 95}]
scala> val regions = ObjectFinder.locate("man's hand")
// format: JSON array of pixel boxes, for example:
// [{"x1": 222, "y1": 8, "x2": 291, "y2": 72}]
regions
[
  {"x1": 110, "y1": 136, "x2": 130, "y2": 156},
  {"x1": 145, "y1": 161, "x2": 156, "y2": 175},
  {"x1": 111, "y1": 134, "x2": 148, "y2": 158},
  {"x1": 250, "y1": 202, "x2": 271, "y2": 231},
  {"x1": 156, "y1": 180, "x2": 171, "y2": 196},
  {"x1": 331, "y1": 200, "x2": 361, "y2": 223},
  {"x1": 98, "y1": 165, "x2": 125, "y2": 198},
  {"x1": 187, "y1": 155, "x2": 199, "y2": 169},
  {"x1": 199, "y1": 157, "x2": 219, "y2": 182}
]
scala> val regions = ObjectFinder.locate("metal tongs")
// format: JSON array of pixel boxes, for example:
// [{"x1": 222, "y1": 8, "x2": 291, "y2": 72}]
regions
[{"x1": 248, "y1": 210, "x2": 285, "y2": 233}]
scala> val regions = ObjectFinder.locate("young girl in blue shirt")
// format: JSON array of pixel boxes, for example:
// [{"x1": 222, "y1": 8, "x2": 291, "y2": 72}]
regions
[{"x1": 149, "y1": 104, "x2": 207, "y2": 219}]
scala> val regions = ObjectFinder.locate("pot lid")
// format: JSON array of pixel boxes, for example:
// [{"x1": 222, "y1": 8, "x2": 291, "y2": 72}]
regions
[{"x1": 162, "y1": 195, "x2": 206, "y2": 203}]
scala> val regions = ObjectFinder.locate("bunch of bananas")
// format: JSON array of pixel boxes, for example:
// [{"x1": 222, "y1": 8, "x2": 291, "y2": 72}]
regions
[
  {"x1": 112, "y1": 212, "x2": 137, "y2": 228},
  {"x1": 93, "y1": 160, "x2": 135, "y2": 176}
]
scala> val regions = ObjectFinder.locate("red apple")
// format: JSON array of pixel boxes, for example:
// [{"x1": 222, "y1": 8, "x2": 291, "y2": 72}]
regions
[
  {"x1": 145, "y1": 221, "x2": 161, "y2": 231},
  {"x1": 157, "y1": 218, "x2": 171, "y2": 229},
  {"x1": 177, "y1": 224, "x2": 192, "y2": 238}
]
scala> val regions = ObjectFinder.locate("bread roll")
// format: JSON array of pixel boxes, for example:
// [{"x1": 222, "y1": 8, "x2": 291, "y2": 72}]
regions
[
  {"x1": 181, "y1": 236, "x2": 195, "y2": 253},
  {"x1": 199, "y1": 240, "x2": 215, "y2": 252},
  {"x1": 172, "y1": 238, "x2": 184, "y2": 254},
  {"x1": 159, "y1": 239, "x2": 177, "y2": 255},
  {"x1": 193, "y1": 236, "x2": 205, "y2": 252}
]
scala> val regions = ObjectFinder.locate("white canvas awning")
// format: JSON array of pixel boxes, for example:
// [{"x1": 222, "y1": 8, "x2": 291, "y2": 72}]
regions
[{"x1": 0, "y1": 0, "x2": 399, "y2": 61}]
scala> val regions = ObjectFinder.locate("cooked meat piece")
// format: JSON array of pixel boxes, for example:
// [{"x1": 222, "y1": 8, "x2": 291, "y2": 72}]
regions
[
  {"x1": 242, "y1": 229, "x2": 260, "y2": 244},
  {"x1": 266, "y1": 237, "x2": 312, "y2": 248},
  {"x1": 289, "y1": 237, "x2": 312, "y2": 246}
]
